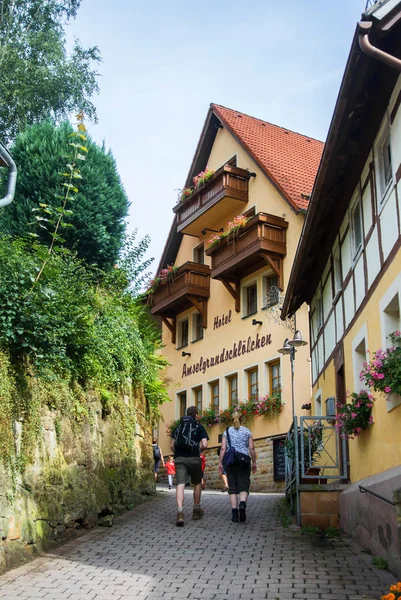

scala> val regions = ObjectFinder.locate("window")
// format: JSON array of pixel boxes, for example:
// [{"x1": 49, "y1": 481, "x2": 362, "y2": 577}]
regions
[
  {"x1": 263, "y1": 274, "x2": 279, "y2": 307},
  {"x1": 193, "y1": 386, "x2": 202, "y2": 412},
  {"x1": 268, "y1": 360, "x2": 281, "y2": 395},
  {"x1": 178, "y1": 391, "x2": 187, "y2": 417},
  {"x1": 248, "y1": 368, "x2": 258, "y2": 401},
  {"x1": 315, "y1": 393, "x2": 322, "y2": 416},
  {"x1": 177, "y1": 319, "x2": 189, "y2": 348},
  {"x1": 227, "y1": 374, "x2": 238, "y2": 406},
  {"x1": 316, "y1": 294, "x2": 324, "y2": 331},
  {"x1": 210, "y1": 380, "x2": 219, "y2": 411},
  {"x1": 383, "y1": 293, "x2": 400, "y2": 345},
  {"x1": 192, "y1": 313, "x2": 203, "y2": 342},
  {"x1": 193, "y1": 243, "x2": 204, "y2": 265},
  {"x1": 351, "y1": 198, "x2": 363, "y2": 258},
  {"x1": 332, "y1": 245, "x2": 342, "y2": 297},
  {"x1": 244, "y1": 283, "x2": 257, "y2": 317},
  {"x1": 354, "y1": 338, "x2": 367, "y2": 392},
  {"x1": 377, "y1": 129, "x2": 393, "y2": 200}
]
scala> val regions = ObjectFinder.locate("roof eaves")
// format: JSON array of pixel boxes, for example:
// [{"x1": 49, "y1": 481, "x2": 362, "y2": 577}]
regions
[{"x1": 211, "y1": 104, "x2": 302, "y2": 213}]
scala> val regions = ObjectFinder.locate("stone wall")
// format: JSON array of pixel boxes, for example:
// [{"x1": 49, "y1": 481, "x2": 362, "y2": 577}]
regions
[
  {"x1": 339, "y1": 465, "x2": 401, "y2": 578},
  {"x1": 159, "y1": 436, "x2": 285, "y2": 493},
  {"x1": 0, "y1": 387, "x2": 154, "y2": 574},
  {"x1": 300, "y1": 489, "x2": 341, "y2": 529}
]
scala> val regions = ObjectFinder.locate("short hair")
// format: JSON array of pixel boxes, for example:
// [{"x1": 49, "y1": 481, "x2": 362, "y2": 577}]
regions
[
  {"x1": 186, "y1": 406, "x2": 198, "y2": 418},
  {"x1": 152, "y1": 438, "x2": 157, "y2": 444}
]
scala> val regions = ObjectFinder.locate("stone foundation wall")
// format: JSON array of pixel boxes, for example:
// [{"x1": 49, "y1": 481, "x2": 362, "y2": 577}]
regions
[
  {"x1": 0, "y1": 388, "x2": 154, "y2": 574},
  {"x1": 300, "y1": 489, "x2": 341, "y2": 529},
  {"x1": 159, "y1": 436, "x2": 285, "y2": 493}
]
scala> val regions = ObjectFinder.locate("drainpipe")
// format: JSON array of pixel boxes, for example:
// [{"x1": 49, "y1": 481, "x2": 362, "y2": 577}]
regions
[
  {"x1": 0, "y1": 142, "x2": 17, "y2": 209},
  {"x1": 358, "y1": 21, "x2": 401, "y2": 71}
]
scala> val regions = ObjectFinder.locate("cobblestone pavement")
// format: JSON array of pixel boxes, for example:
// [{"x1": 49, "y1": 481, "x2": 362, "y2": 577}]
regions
[{"x1": 0, "y1": 489, "x2": 394, "y2": 600}]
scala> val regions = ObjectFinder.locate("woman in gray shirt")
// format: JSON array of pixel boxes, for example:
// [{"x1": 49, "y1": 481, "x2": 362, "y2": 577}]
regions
[{"x1": 218, "y1": 410, "x2": 257, "y2": 522}]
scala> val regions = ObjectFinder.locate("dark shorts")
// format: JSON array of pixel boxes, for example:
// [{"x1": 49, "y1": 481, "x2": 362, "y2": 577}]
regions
[
  {"x1": 175, "y1": 456, "x2": 202, "y2": 486},
  {"x1": 227, "y1": 463, "x2": 251, "y2": 495},
  {"x1": 154, "y1": 460, "x2": 160, "y2": 473}
]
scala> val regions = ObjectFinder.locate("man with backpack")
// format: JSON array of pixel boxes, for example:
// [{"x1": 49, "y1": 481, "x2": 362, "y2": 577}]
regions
[
  {"x1": 152, "y1": 437, "x2": 164, "y2": 482},
  {"x1": 171, "y1": 406, "x2": 209, "y2": 527}
]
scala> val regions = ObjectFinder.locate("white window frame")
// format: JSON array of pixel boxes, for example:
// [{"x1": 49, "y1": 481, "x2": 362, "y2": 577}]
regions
[
  {"x1": 192, "y1": 312, "x2": 203, "y2": 342},
  {"x1": 242, "y1": 280, "x2": 258, "y2": 318},
  {"x1": 262, "y1": 273, "x2": 279, "y2": 308},
  {"x1": 177, "y1": 317, "x2": 189, "y2": 349},
  {"x1": 350, "y1": 191, "x2": 363, "y2": 261},
  {"x1": 332, "y1": 242, "x2": 342, "y2": 299},
  {"x1": 316, "y1": 292, "x2": 324, "y2": 332},
  {"x1": 314, "y1": 389, "x2": 322, "y2": 416},
  {"x1": 379, "y1": 274, "x2": 401, "y2": 412},
  {"x1": 352, "y1": 323, "x2": 368, "y2": 393},
  {"x1": 375, "y1": 118, "x2": 393, "y2": 206}
]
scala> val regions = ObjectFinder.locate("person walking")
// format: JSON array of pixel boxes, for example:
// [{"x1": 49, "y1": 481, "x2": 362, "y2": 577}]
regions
[
  {"x1": 171, "y1": 406, "x2": 209, "y2": 527},
  {"x1": 218, "y1": 411, "x2": 257, "y2": 523},
  {"x1": 152, "y1": 438, "x2": 164, "y2": 482},
  {"x1": 165, "y1": 456, "x2": 176, "y2": 489}
]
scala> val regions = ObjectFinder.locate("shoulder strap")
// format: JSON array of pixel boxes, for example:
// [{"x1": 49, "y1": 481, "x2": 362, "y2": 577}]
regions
[{"x1": 226, "y1": 427, "x2": 232, "y2": 448}]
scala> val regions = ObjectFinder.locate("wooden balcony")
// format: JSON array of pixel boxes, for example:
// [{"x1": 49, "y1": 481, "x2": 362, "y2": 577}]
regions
[
  {"x1": 173, "y1": 165, "x2": 251, "y2": 236},
  {"x1": 148, "y1": 262, "x2": 211, "y2": 340},
  {"x1": 205, "y1": 213, "x2": 288, "y2": 311}
]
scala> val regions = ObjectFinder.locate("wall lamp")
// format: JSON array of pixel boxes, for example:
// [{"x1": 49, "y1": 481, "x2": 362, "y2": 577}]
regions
[
  {"x1": 252, "y1": 319, "x2": 263, "y2": 326},
  {"x1": 247, "y1": 170, "x2": 257, "y2": 178},
  {"x1": 201, "y1": 227, "x2": 223, "y2": 236},
  {"x1": 182, "y1": 351, "x2": 191, "y2": 357}
]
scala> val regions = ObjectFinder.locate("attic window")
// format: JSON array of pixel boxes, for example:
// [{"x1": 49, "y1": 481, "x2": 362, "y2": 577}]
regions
[{"x1": 236, "y1": 114, "x2": 242, "y2": 118}]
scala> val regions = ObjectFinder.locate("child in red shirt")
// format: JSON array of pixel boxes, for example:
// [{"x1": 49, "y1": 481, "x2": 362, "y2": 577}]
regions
[{"x1": 165, "y1": 456, "x2": 176, "y2": 489}]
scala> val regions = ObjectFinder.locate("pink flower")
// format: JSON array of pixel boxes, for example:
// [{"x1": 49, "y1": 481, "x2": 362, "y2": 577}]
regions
[{"x1": 385, "y1": 386, "x2": 392, "y2": 394}]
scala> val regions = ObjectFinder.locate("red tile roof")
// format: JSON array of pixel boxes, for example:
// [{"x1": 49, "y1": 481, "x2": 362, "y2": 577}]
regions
[{"x1": 211, "y1": 104, "x2": 324, "y2": 211}]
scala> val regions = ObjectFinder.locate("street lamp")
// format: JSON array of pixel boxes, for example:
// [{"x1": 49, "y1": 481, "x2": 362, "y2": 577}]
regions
[{"x1": 278, "y1": 330, "x2": 308, "y2": 418}]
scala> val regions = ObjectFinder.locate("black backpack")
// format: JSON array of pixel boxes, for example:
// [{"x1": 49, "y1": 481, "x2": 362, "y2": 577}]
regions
[
  {"x1": 174, "y1": 416, "x2": 200, "y2": 452},
  {"x1": 153, "y1": 445, "x2": 161, "y2": 460}
]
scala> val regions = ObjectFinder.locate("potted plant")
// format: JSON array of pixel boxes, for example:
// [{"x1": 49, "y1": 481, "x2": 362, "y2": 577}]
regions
[
  {"x1": 284, "y1": 422, "x2": 323, "y2": 481},
  {"x1": 335, "y1": 390, "x2": 374, "y2": 439},
  {"x1": 360, "y1": 331, "x2": 401, "y2": 400}
]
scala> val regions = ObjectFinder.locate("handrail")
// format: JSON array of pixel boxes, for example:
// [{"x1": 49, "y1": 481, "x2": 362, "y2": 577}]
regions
[{"x1": 359, "y1": 485, "x2": 395, "y2": 507}]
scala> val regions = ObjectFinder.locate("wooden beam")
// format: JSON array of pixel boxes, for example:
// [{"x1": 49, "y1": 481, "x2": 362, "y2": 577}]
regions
[
  {"x1": 188, "y1": 296, "x2": 208, "y2": 329},
  {"x1": 161, "y1": 316, "x2": 176, "y2": 344},
  {"x1": 220, "y1": 279, "x2": 240, "y2": 312},
  {"x1": 262, "y1": 255, "x2": 283, "y2": 290}
]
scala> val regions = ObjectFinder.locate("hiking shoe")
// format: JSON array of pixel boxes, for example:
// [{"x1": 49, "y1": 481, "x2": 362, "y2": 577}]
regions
[
  {"x1": 232, "y1": 509, "x2": 239, "y2": 523},
  {"x1": 192, "y1": 506, "x2": 204, "y2": 520},
  {"x1": 176, "y1": 513, "x2": 184, "y2": 527},
  {"x1": 239, "y1": 501, "x2": 247, "y2": 523}
]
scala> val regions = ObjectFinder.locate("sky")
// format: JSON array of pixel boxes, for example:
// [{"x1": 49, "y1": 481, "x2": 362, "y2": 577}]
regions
[{"x1": 67, "y1": 0, "x2": 368, "y2": 274}]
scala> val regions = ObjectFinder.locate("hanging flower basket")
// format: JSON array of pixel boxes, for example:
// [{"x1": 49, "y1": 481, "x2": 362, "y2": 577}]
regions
[
  {"x1": 335, "y1": 390, "x2": 374, "y2": 439},
  {"x1": 360, "y1": 331, "x2": 401, "y2": 398}
]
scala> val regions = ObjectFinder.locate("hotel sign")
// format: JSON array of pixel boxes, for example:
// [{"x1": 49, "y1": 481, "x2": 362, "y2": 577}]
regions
[{"x1": 182, "y1": 332, "x2": 272, "y2": 378}]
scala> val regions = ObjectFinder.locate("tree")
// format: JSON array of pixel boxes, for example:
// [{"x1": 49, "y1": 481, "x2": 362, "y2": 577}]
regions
[
  {"x1": 0, "y1": 120, "x2": 129, "y2": 270},
  {"x1": 0, "y1": 0, "x2": 100, "y2": 142}
]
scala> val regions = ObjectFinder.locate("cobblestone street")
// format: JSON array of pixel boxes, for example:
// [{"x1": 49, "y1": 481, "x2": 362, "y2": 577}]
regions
[{"x1": 0, "y1": 489, "x2": 394, "y2": 600}]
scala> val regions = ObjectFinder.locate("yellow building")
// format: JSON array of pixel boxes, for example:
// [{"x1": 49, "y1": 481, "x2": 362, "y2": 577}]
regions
[
  {"x1": 282, "y1": 0, "x2": 401, "y2": 576},
  {"x1": 150, "y1": 103, "x2": 323, "y2": 491}
]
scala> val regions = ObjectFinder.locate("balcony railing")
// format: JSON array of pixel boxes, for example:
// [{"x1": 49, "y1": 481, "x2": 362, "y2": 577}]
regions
[
  {"x1": 149, "y1": 262, "x2": 210, "y2": 323},
  {"x1": 205, "y1": 212, "x2": 288, "y2": 284},
  {"x1": 173, "y1": 165, "x2": 251, "y2": 236}
]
